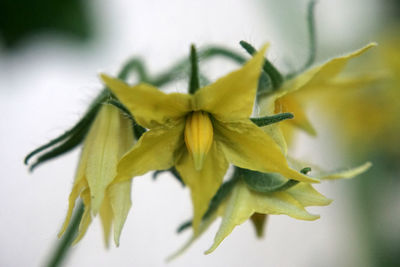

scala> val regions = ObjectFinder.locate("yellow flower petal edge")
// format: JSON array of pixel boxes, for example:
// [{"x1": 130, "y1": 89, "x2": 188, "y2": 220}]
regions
[{"x1": 194, "y1": 44, "x2": 269, "y2": 121}]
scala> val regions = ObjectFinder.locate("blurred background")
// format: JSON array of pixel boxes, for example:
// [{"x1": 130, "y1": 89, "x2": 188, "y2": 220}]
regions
[{"x1": 0, "y1": 0, "x2": 399, "y2": 266}]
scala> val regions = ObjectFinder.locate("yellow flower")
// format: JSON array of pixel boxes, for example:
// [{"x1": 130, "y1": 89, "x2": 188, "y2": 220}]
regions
[
  {"x1": 168, "y1": 162, "x2": 371, "y2": 258},
  {"x1": 100, "y1": 44, "x2": 317, "y2": 233},
  {"x1": 58, "y1": 104, "x2": 134, "y2": 246},
  {"x1": 258, "y1": 43, "x2": 376, "y2": 145}
]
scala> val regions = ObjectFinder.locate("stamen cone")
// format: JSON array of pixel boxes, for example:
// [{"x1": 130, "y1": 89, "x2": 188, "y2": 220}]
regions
[{"x1": 184, "y1": 111, "x2": 214, "y2": 171}]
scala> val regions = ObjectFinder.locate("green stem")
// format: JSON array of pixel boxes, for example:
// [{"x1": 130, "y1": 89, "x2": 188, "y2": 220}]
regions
[
  {"x1": 46, "y1": 203, "x2": 84, "y2": 267},
  {"x1": 286, "y1": 0, "x2": 318, "y2": 79}
]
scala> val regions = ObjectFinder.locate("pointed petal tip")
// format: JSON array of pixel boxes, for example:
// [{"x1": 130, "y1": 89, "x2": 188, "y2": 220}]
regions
[
  {"x1": 99, "y1": 73, "x2": 110, "y2": 82},
  {"x1": 204, "y1": 246, "x2": 216, "y2": 255},
  {"x1": 114, "y1": 235, "x2": 121, "y2": 247}
]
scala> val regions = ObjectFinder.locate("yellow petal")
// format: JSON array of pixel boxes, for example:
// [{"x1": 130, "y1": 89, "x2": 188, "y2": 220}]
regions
[
  {"x1": 275, "y1": 95, "x2": 316, "y2": 136},
  {"x1": 286, "y1": 183, "x2": 332, "y2": 207},
  {"x1": 100, "y1": 74, "x2": 192, "y2": 128},
  {"x1": 114, "y1": 121, "x2": 185, "y2": 183},
  {"x1": 319, "y1": 162, "x2": 372, "y2": 180},
  {"x1": 108, "y1": 180, "x2": 132, "y2": 246},
  {"x1": 214, "y1": 119, "x2": 319, "y2": 183},
  {"x1": 277, "y1": 43, "x2": 377, "y2": 98},
  {"x1": 99, "y1": 192, "x2": 113, "y2": 248},
  {"x1": 206, "y1": 180, "x2": 319, "y2": 254},
  {"x1": 58, "y1": 178, "x2": 87, "y2": 237},
  {"x1": 194, "y1": 44, "x2": 269, "y2": 121},
  {"x1": 72, "y1": 189, "x2": 93, "y2": 245},
  {"x1": 175, "y1": 142, "x2": 229, "y2": 234},
  {"x1": 85, "y1": 105, "x2": 122, "y2": 214}
]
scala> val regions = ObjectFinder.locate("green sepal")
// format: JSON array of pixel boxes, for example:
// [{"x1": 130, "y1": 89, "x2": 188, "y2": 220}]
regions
[
  {"x1": 188, "y1": 44, "x2": 200, "y2": 94},
  {"x1": 240, "y1": 168, "x2": 298, "y2": 193},
  {"x1": 25, "y1": 90, "x2": 109, "y2": 171},
  {"x1": 250, "y1": 112, "x2": 294, "y2": 127},
  {"x1": 176, "y1": 170, "x2": 240, "y2": 233},
  {"x1": 152, "y1": 167, "x2": 185, "y2": 187},
  {"x1": 241, "y1": 167, "x2": 311, "y2": 194},
  {"x1": 239, "y1": 40, "x2": 284, "y2": 89}
]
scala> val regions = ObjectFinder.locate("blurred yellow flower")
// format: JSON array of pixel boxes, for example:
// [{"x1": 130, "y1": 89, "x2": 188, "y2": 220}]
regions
[
  {"x1": 320, "y1": 37, "x2": 400, "y2": 155},
  {"x1": 258, "y1": 43, "x2": 376, "y2": 145},
  {"x1": 100, "y1": 44, "x2": 317, "y2": 233},
  {"x1": 58, "y1": 104, "x2": 134, "y2": 246}
]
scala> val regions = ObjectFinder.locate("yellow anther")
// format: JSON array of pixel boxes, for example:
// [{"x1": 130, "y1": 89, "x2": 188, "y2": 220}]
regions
[{"x1": 184, "y1": 111, "x2": 214, "y2": 171}]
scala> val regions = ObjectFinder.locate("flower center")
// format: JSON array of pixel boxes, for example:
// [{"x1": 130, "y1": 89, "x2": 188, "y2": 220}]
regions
[{"x1": 184, "y1": 111, "x2": 214, "y2": 171}]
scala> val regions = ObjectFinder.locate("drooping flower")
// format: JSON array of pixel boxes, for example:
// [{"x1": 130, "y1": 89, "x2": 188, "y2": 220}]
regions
[
  {"x1": 100, "y1": 44, "x2": 318, "y2": 233},
  {"x1": 258, "y1": 43, "x2": 377, "y2": 144},
  {"x1": 167, "y1": 162, "x2": 371, "y2": 258},
  {"x1": 59, "y1": 104, "x2": 134, "y2": 246}
]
